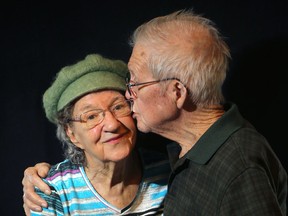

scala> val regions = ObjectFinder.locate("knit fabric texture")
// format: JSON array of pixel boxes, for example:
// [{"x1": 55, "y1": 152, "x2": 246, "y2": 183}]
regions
[{"x1": 43, "y1": 54, "x2": 128, "y2": 123}]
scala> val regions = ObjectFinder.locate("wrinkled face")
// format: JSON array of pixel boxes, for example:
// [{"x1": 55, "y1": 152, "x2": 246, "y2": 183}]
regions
[
  {"x1": 126, "y1": 45, "x2": 178, "y2": 133},
  {"x1": 67, "y1": 90, "x2": 137, "y2": 164}
]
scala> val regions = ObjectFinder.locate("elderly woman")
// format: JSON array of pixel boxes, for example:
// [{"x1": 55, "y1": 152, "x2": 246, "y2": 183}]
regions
[{"x1": 27, "y1": 54, "x2": 170, "y2": 215}]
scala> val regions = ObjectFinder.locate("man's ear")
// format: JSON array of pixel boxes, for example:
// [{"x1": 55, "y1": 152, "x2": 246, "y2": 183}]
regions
[
  {"x1": 172, "y1": 81, "x2": 188, "y2": 109},
  {"x1": 66, "y1": 126, "x2": 83, "y2": 149}
]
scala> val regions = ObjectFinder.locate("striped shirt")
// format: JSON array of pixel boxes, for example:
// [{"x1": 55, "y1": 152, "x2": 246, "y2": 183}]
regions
[{"x1": 31, "y1": 148, "x2": 170, "y2": 216}]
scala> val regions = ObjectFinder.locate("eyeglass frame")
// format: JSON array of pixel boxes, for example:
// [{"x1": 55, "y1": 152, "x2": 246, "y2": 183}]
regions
[
  {"x1": 125, "y1": 75, "x2": 181, "y2": 97},
  {"x1": 66, "y1": 99, "x2": 133, "y2": 129}
]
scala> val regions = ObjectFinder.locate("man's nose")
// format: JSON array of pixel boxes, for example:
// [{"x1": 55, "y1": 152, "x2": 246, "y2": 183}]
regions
[{"x1": 125, "y1": 89, "x2": 132, "y2": 99}]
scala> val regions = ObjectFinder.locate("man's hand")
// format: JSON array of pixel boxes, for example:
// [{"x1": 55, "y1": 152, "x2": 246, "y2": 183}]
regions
[{"x1": 22, "y1": 162, "x2": 51, "y2": 216}]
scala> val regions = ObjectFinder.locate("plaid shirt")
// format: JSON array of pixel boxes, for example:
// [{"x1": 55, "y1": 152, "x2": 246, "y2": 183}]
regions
[{"x1": 164, "y1": 103, "x2": 287, "y2": 216}]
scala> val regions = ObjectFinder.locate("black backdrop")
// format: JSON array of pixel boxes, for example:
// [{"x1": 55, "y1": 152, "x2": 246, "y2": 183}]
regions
[{"x1": 1, "y1": 1, "x2": 288, "y2": 215}]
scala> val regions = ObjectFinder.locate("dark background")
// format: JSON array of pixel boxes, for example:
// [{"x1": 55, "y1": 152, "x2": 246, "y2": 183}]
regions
[{"x1": 1, "y1": 1, "x2": 287, "y2": 215}]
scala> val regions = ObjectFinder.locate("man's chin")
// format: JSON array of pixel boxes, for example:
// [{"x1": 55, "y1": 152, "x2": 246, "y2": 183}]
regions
[{"x1": 136, "y1": 122, "x2": 151, "y2": 133}]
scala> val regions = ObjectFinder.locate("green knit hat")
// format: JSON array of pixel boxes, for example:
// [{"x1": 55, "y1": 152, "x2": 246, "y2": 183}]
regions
[{"x1": 43, "y1": 54, "x2": 128, "y2": 124}]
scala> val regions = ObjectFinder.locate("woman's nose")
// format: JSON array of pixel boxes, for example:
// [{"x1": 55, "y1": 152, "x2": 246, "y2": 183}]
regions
[{"x1": 102, "y1": 111, "x2": 121, "y2": 131}]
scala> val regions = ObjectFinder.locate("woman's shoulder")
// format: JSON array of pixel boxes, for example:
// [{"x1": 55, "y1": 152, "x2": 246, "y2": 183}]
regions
[{"x1": 46, "y1": 159, "x2": 81, "y2": 180}]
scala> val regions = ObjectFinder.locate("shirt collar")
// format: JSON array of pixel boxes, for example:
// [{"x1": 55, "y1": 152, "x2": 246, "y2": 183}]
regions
[{"x1": 185, "y1": 102, "x2": 244, "y2": 164}]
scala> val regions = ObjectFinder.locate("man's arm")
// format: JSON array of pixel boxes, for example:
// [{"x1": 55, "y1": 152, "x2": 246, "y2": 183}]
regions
[{"x1": 22, "y1": 162, "x2": 51, "y2": 215}]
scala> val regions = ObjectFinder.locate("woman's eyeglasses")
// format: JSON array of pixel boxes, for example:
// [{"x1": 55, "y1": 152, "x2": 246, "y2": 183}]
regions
[{"x1": 67, "y1": 100, "x2": 133, "y2": 129}]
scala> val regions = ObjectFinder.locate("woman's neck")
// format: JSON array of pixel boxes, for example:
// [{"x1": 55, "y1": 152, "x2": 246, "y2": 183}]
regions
[{"x1": 85, "y1": 150, "x2": 142, "y2": 208}]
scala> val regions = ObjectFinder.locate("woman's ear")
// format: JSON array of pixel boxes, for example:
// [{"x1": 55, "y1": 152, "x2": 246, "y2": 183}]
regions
[{"x1": 66, "y1": 126, "x2": 83, "y2": 149}]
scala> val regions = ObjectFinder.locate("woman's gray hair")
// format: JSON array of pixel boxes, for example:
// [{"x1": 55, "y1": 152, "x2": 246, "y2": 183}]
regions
[
  {"x1": 56, "y1": 102, "x2": 86, "y2": 166},
  {"x1": 129, "y1": 9, "x2": 231, "y2": 107}
]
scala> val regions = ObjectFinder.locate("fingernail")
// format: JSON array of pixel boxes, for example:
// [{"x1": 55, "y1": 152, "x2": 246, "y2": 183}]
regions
[
  {"x1": 41, "y1": 203, "x2": 47, "y2": 208},
  {"x1": 35, "y1": 207, "x2": 42, "y2": 211},
  {"x1": 44, "y1": 189, "x2": 51, "y2": 195}
]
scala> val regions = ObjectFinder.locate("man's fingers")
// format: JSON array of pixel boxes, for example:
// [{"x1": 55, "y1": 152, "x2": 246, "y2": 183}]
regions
[
  {"x1": 22, "y1": 165, "x2": 50, "y2": 213},
  {"x1": 23, "y1": 165, "x2": 51, "y2": 195},
  {"x1": 23, "y1": 193, "x2": 43, "y2": 215},
  {"x1": 23, "y1": 185, "x2": 48, "y2": 208},
  {"x1": 34, "y1": 162, "x2": 51, "y2": 178},
  {"x1": 23, "y1": 202, "x2": 31, "y2": 216}
]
